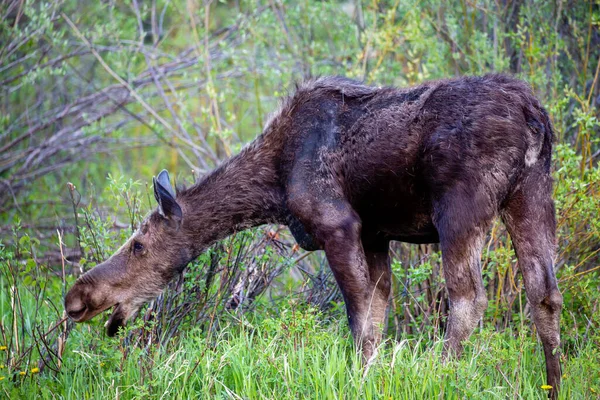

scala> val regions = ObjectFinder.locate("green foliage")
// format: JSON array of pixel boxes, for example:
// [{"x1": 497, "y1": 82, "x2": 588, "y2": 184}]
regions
[{"x1": 2, "y1": 305, "x2": 600, "y2": 398}]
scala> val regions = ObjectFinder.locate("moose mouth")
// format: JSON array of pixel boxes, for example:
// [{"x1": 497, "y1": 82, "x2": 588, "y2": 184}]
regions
[
  {"x1": 70, "y1": 302, "x2": 136, "y2": 337},
  {"x1": 66, "y1": 300, "x2": 115, "y2": 324},
  {"x1": 105, "y1": 303, "x2": 126, "y2": 337}
]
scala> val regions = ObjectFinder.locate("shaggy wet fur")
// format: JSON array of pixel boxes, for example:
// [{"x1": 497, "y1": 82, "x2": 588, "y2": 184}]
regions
[{"x1": 65, "y1": 74, "x2": 562, "y2": 397}]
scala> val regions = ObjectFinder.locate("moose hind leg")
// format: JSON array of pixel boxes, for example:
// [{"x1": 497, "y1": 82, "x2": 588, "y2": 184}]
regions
[
  {"x1": 502, "y1": 172, "x2": 562, "y2": 396},
  {"x1": 434, "y1": 196, "x2": 491, "y2": 358}
]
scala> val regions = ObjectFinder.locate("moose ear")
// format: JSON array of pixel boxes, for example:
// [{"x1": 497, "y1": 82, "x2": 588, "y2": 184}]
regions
[{"x1": 153, "y1": 170, "x2": 182, "y2": 223}]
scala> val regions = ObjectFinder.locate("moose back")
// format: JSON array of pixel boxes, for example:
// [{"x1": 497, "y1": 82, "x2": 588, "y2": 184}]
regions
[{"x1": 65, "y1": 74, "x2": 562, "y2": 396}]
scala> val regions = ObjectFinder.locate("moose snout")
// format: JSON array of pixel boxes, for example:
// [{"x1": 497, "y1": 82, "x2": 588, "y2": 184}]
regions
[
  {"x1": 66, "y1": 302, "x2": 87, "y2": 321},
  {"x1": 64, "y1": 286, "x2": 88, "y2": 321}
]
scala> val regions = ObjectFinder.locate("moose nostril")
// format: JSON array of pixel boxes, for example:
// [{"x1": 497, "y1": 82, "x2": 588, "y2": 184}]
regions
[{"x1": 67, "y1": 305, "x2": 87, "y2": 320}]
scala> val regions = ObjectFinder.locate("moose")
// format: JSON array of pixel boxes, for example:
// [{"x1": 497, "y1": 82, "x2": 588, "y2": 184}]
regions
[{"x1": 65, "y1": 74, "x2": 562, "y2": 396}]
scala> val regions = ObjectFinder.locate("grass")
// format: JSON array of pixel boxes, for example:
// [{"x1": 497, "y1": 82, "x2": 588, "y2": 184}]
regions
[{"x1": 2, "y1": 305, "x2": 599, "y2": 400}]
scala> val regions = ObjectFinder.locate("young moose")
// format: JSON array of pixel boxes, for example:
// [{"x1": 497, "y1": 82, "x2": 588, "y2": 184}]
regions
[{"x1": 65, "y1": 74, "x2": 562, "y2": 396}]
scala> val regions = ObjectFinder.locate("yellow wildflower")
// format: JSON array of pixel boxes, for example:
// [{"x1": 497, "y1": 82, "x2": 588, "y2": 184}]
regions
[
  {"x1": 0, "y1": 377, "x2": 4, "y2": 381},
  {"x1": 0, "y1": 364, "x2": 4, "y2": 369},
  {"x1": 0, "y1": 346, "x2": 7, "y2": 351},
  {"x1": 541, "y1": 385, "x2": 553, "y2": 390},
  {"x1": 100, "y1": 362, "x2": 105, "y2": 367},
  {"x1": 30, "y1": 367, "x2": 39, "y2": 374},
  {"x1": 19, "y1": 371, "x2": 26, "y2": 376}
]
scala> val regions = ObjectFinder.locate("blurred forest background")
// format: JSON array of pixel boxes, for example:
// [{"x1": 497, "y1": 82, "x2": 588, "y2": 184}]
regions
[{"x1": 1, "y1": 0, "x2": 599, "y2": 398}]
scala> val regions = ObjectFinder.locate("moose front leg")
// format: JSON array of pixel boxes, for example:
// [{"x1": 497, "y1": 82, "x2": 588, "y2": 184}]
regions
[
  {"x1": 320, "y1": 210, "x2": 376, "y2": 361},
  {"x1": 289, "y1": 195, "x2": 376, "y2": 361},
  {"x1": 364, "y1": 242, "x2": 392, "y2": 347}
]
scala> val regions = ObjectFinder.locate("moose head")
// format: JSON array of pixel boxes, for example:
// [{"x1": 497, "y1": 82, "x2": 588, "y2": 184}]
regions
[{"x1": 64, "y1": 170, "x2": 193, "y2": 336}]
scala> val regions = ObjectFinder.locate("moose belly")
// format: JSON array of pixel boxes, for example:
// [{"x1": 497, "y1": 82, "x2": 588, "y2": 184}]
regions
[{"x1": 354, "y1": 180, "x2": 439, "y2": 244}]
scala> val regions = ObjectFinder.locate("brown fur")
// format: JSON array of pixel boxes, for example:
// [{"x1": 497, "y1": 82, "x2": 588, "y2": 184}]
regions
[{"x1": 65, "y1": 74, "x2": 562, "y2": 397}]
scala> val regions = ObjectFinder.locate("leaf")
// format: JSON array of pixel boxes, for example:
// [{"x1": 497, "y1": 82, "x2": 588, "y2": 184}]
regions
[{"x1": 18, "y1": 235, "x2": 30, "y2": 246}]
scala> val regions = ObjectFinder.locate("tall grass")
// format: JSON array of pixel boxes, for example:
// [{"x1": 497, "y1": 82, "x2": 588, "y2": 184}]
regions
[{"x1": 2, "y1": 303, "x2": 599, "y2": 399}]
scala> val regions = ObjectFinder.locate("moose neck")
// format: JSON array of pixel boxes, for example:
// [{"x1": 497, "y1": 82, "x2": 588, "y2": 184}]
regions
[{"x1": 177, "y1": 135, "x2": 284, "y2": 255}]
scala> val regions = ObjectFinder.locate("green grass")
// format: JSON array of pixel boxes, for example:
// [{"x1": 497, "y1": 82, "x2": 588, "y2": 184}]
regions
[{"x1": 2, "y1": 307, "x2": 599, "y2": 399}]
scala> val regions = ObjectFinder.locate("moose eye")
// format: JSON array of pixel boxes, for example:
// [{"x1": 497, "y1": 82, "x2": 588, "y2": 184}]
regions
[{"x1": 133, "y1": 241, "x2": 144, "y2": 253}]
